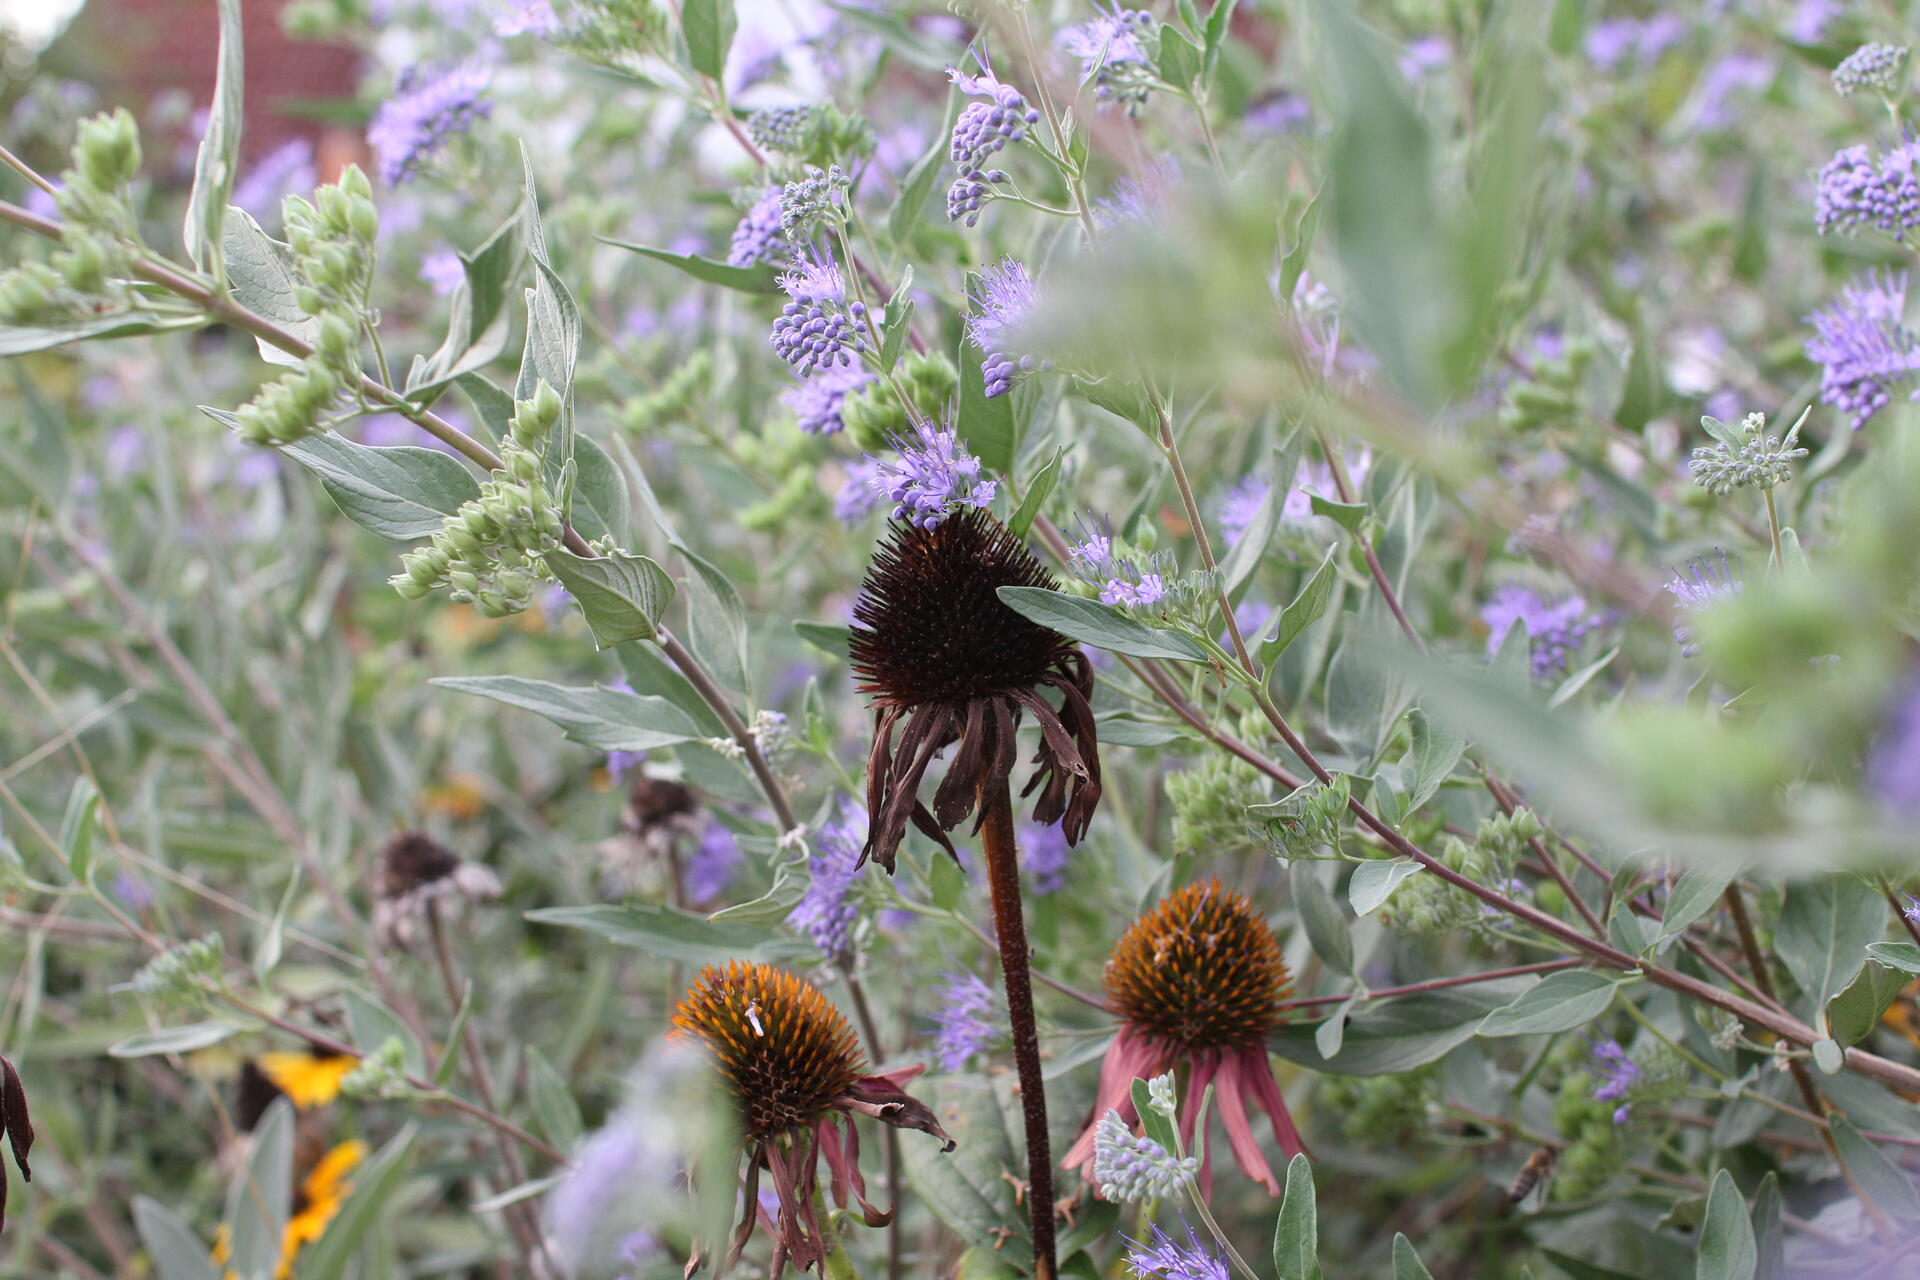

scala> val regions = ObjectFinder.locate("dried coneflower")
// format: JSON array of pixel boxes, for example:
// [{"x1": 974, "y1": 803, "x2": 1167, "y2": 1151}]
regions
[
  {"x1": 848, "y1": 506, "x2": 1103, "y2": 1280},
  {"x1": 372, "y1": 830, "x2": 500, "y2": 948},
  {"x1": 1063, "y1": 879, "x2": 1307, "y2": 1196},
  {"x1": 672, "y1": 960, "x2": 951, "y2": 1278},
  {"x1": 849, "y1": 506, "x2": 1101, "y2": 870},
  {"x1": 0, "y1": 1055, "x2": 30, "y2": 1233}
]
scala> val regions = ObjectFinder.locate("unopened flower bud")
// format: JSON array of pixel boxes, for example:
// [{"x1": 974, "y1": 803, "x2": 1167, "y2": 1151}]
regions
[{"x1": 74, "y1": 108, "x2": 141, "y2": 192}]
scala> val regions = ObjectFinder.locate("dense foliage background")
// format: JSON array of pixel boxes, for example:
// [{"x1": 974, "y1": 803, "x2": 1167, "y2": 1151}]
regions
[{"x1": 4, "y1": 0, "x2": 1920, "y2": 1277}]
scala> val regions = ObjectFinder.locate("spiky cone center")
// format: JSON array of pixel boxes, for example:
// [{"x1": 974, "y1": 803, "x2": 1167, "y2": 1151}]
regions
[
  {"x1": 672, "y1": 961, "x2": 866, "y2": 1141},
  {"x1": 850, "y1": 507, "x2": 1076, "y2": 707},
  {"x1": 1105, "y1": 879, "x2": 1291, "y2": 1051}
]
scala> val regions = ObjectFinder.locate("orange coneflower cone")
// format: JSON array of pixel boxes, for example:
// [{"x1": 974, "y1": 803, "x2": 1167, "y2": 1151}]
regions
[
  {"x1": 672, "y1": 961, "x2": 952, "y2": 1277},
  {"x1": 1063, "y1": 879, "x2": 1308, "y2": 1197}
]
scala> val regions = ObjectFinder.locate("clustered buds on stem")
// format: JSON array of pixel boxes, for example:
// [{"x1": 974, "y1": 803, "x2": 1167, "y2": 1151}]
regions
[
  {"x1": 0, "y1": 109, "x2": 152, "y2": 328},
  {"x1": 390, "y1": 381, "x2": 570, "y2": 616},
  {"x1": 1688, "y1": 411, "x2": 1809, "y2": 495},
  {"x1": 233, "y1": 167, "x2": 382, "y2": 446}
]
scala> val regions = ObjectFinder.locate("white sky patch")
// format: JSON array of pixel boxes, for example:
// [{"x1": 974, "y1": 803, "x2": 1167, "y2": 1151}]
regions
[{"x1": 0, "y1": 0, "x2": 85, "y2": 49}]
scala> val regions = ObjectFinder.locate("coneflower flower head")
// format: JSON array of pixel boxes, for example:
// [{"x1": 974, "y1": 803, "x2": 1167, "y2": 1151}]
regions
[
  {"x1": 870, "y1": 418, "x2": 998, "y2": 529},
  {"x1": 1065, "y1": 880, "x2": 1304, "y2": 1195},
  {"x1": 672, "y1": 962, "x2": 952, "y2": 1273},
  {"x1": 849, "y1": 507, "x2": 1102, "y2": 870},
  {"x1": 1805, "y1": 272, "x2": 1920, "y2": 427},
  {"x1": 770, "y1": 256, "x2": 870, "y2": 376},
  {"x1": 967, "y1": 257, "x2": 1043, "y2": 398},
  {"x1": 728, "y1": 186, "x2": 791, "y2": 267},
  {"x1": 1124, "y1": 1222, "x2": 1230, "y2": 1280},
  {"x1": 367, "y1": 63, "x2": 491, "y2": 185},
  {"x1": 372, "y1": 830, "x2": 500, "y2": 948},
  {"x1": 1834, "y1": 42, "x2": 1910, "y2": 97}
]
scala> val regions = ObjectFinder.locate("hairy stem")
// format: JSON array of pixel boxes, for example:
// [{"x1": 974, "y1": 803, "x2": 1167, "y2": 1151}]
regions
[{"x1": 980, "y1": 781, "x2": 1056, "y2": 1280}]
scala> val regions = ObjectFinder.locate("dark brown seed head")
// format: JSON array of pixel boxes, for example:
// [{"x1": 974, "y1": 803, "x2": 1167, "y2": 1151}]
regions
[
  {"x1": 1105, "y1": 879, "x2": 1291, "y2": 1051},
  {"x1": 626, "y1": 776, "x2": 699, "y2": 831},
  {"x1": 850, "y1": 508, "x2": 1078, "y2": 708},
  {"x1": 377, "y1": 831, "x2": 460, "y2": 901},
  {"x1": 672, "y1": 961, "x2": 866, "y2": 1141},
  {"x1": 234, "y1": 1061, "x2": 285, "y2": 1133}
]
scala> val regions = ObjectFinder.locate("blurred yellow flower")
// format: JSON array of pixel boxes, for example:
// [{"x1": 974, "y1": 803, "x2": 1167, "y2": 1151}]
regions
[{"x1": 255, "y1": 1052, "x2": 356, "y2": 1110}]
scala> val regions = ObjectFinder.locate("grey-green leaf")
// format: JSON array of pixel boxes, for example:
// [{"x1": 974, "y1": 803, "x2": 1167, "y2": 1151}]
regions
[
  {"x1": 1832, "y1": 1114, "x2": 1920, "y2": 1220},
  {"x1": 1349, "y1": 858, "x2": 1422, "y2": 917},
  {"x1": 1393, "y1": 1234, "x2": 1437, "y2": 1280},
  {"x1": 1273, "y1": 1153, "x2": 1322, "y2": 1280},
  {"x1": 543, "y1": 548, "x2": 674, "y2": 647},
  {"x1": 523, "y1": 903, "x2": 805, "y2": 966},
  {"x1": 279, "y1": 433, "x2": 482, "y2": 541},
  {"x1": 1775, "y1": 875, "x2": 1885, "y2": 1019},
  {"x1": 1478, "y1": 970, "x2": 1628, "y2": 1037},
  {"x1": 997, "y1": 587, "x2": 1208, "y2": 662},
  {"x1": 524, "y1": 1047, "x2": 584, "y2": 1151},
  {"x1": 183, "y1": 0, "x2": 242, "y2": 281},
  {"x1": 134, "y1": 1197, "x2": 221, "y2": 1280},
  {"x1": 109, "y1": 1020, "x2": 249, "y2": 1058},
  {"x1": 224, "y1": 1097, "x2": 293, "y2": 1280},
  {"x1": 1868, "y1": 941, "x2": 1920, "y2": 974},
  {"x1": 1291, "y1": 862, "x2": 1354, "y2": 978},
  {"x1": 681, "y1": 0, "x2": 737, "y2": 79},
  {"x1": 433, "y1": 676, "x2": 702, "y2": 752},
  {"x1": 1260, "y1": 544, "x2": 1338, "y2": 663},
  {"x1": 600, "y1": 238, "x2": 781, "y2": 293},
  {"x1": 1697, "y1": 1168, "x2": 1757, "y2": 1280}
]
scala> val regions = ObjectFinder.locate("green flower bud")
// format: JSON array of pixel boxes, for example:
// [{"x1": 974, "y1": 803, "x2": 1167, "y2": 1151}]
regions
[
  {"x1": 316, "y1": 313, "x2": 358, "y2": 365},
  {"x1": 337, "y1": 163, "x2": 373, "y2": 204},
  {"x1": 74, "y1": 108, "x2": 142, "y2": 192},
  {"x1": 349, "y1": 197, "x2": 379, "y2": 245}
]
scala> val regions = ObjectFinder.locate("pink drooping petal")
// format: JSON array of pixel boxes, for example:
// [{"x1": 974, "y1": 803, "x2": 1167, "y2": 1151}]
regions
[
  {"x1": 818, "y1": 1116, "x2": 853, "y2": 1210},
  {"x1": 1212, "y1": 1051, "x2": 1281, "y2": 1195},
  {"x1": 1062, "y1": 1025, "x2": 1165, "y2": 1172},
  {"x1": 1242, "y1": 1043, "x2": 1311, "y2": 1162},
  {"x1": 1181, "y1": 1049, "x2": 1222, "y2": 1199}
]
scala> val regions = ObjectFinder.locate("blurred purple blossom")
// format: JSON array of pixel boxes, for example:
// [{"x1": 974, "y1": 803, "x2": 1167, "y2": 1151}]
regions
[
  {"x1": 420, "y1": 246, "x2": 465, "y2": 296},
  {"x1": 967, "y1": 257, "x2": 1041, "y2": 398},
  {"x1": 368, "y1": 63, "x2": 492, "y2": 185},
  {"x1": 685, "y1": 820, "x2": 742, "y2": 905},
  {"x1": 231, "y1": 138, "x2": 315, "y2": 222},
  {"x1": 789, "y1": 798, "x2": 864, "y2": 959},
  {"x1": 1022, "y1": 819, "x2": 1071, "y2": 894},
  {"x1": 1867, "y1": 667, "x2": 1920, "y2": 817},
  {"x1": 1480, "y1": 585, "x2": 1604, "y2": 681},
  {"x1": 931, "y1": 971, "x2": 997, "y2": 1071},
  {"x1": 1695, "y1": 54, "x2": 1773, "y2": 130},
  {"x1": 782, "y1": 363, "x2": 874, "y2": 435},
  {"x1": 1804, "y1": 272, "x2": 1920, "y2": 428}
]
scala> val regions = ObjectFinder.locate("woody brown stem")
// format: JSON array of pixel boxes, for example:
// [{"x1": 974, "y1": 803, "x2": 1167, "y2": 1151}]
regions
[{"x1": 981, "y1": 780, "x2": 1056, "y2": 1280}]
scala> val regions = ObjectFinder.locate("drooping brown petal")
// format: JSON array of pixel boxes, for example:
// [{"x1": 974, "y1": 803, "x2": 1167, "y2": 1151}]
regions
[
  {"x1": 0, "y1": 1053, "x2": 30, "y2": 1231},
  {"x1": 840, "y1": 1068, "x2": 956, "y2": 1151},
  {"x1": 818, "y1": 1113, "x2": 892, "y2": 1226}
]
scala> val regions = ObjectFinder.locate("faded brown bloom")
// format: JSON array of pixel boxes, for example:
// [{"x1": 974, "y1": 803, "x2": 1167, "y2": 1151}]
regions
[{"x1": 849, "y1": 507, "x2": 1101, "y2": 871}]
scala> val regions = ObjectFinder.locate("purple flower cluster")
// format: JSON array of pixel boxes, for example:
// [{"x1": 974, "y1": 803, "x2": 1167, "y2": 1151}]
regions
[
  {"x1": 931, "y1": 972, "x2": 997, "y2": 1071},
  {"x1": 1217, "y1": 449, "x2": 1374, "y2": 542},
  {"x1": 946, "y1": 60, "x2": 1039, "y2": 226},
  {"x1": 1815, "y1": 142, "x2": 1920, "y2": 239},
  {"x1": 1585, "y1": 15, "x2": 1687, "y2": 70},
  {"x1": 495, "y1": 0, "x2": 559, "y2": 36},
  {"x1": 770, "y1": 258, "x2": 870, "y2": 376},
  {"x1": 782, "y1": 363, "x2": 874, "y2": 435},
  {"x1": 685, "y1": 820, "x2": 741, "y2": 905},
  {"x1": 231, "y1": 138, "x2": 315, "y2": 221},
  {"x1": 1479, "y1": 585, "x2": 1604, "y2": 681},
  {"x1": 1804, "y1": 272, "x2": 1920, "y2": 428},
  {"x1": 871, "y1": 420, "x2": 997, "y2": 528},
  {"x1": 1867, "y1": 668, "x2": 1920, "y2": 817},
  {"x1": 368, "y1": 62, "x2": 492, "y2": 185},
  {"x1": 1022, "y1": 819, "x2": 1072, "y2": 894},
  {"x1": 1124, "y1": 1222, "x2": 1230, "y2": 1280},
  {"x1": 728, "y1": 186, "x2": 792, "y2": 267},
  {"x1": 788, "y1": 799, "x2": 865, "y2": 959},
  {"x1": 1058, "y1": 5, "x2": 1157, "y2": 111},
  {"x1": 1069, "y1": 518, "x2": 1167, "y2": 608},
  {"x1": 1590, "y1": 1039, "x2": 1642, "y2": 1125},
  {"x1": 1662, "y1": 551, "x2": 1741, "y2": 656},
  {"x1": 967, "y1": 257, "x2": 1041, "y2": 398},
  {"x1": 835, "y1": 457, "x2": 885, "y2": 523}
]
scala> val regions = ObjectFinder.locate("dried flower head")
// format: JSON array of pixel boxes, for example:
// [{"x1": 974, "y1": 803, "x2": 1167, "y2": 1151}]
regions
[
  {"x1": 372, "y1": 831, "x2": 501, "y2": 948},
  {"x1": 850, "y1": 507, "x2": 1102, "y2": 870},
  {"x1": 672, "y1": 961, "x2": 952, "y2": 1274},
  {"x1": 1066, "y1": 880, "x2": 1305, "y2": 1196}
]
